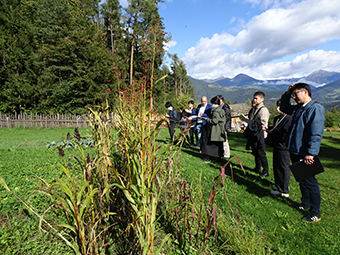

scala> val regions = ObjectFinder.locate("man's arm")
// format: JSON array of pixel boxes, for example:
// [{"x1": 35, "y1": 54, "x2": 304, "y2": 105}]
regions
[
  {"x1": 280, "y1": 84, "x2": 300, "y2": 115},
  {"x1": 305, "y1": 104, "x2": 325, "y2": 164}
]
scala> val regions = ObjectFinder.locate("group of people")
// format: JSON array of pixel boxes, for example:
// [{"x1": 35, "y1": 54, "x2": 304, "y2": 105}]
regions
[
  {"x1": 165, "y1": 95, "x2": 231, "y2": 162},
  {"x1": 166, "y1": 83, "x2": 325, "y2": 223}
]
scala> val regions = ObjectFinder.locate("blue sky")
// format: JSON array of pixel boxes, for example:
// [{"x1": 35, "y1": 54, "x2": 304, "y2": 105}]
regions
[{"x1": 119, "y1": 0, "x2": 340, "y2": 80}]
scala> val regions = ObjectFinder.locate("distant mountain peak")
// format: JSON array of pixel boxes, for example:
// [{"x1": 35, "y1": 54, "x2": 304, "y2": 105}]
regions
[{"x1": 231, "y1": 73, "x2": 260, "y2": 82}]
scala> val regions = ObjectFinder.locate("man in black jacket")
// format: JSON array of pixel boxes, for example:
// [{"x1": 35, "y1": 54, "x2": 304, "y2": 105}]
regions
[
  {"x1": 217, "y1": 95, "x2": 231, "y2": 159},
  {"x1": 185, "y1": 100, "x2": 198, "y2": 147},
  {"x1": 165, "y1": 102, "x2": 179, "y2": 141}
]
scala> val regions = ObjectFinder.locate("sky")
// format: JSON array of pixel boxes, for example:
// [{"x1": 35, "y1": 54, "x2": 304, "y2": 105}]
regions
[{"x1": 119, "y1": 0, "x2": 340, "y2": 80}]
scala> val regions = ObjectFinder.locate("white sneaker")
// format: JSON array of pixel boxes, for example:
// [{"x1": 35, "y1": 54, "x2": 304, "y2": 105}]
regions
[{"x1": 270, "y1": 190, "x2": 289, "y2": 198}]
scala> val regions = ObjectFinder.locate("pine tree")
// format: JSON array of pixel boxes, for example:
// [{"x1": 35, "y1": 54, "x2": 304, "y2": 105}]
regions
[{"x1": 124, "y1": 0, "x2": 165, "y2": 85}]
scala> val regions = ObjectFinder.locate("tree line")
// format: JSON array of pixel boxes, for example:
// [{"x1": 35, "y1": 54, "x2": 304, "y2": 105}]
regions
[{"x1": 0, "y1": 0, "x2": 194, "y2": 114}]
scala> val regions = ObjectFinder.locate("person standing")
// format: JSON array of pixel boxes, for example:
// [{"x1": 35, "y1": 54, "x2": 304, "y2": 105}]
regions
[
  {"x1": 244, "y1": 91, "x2": 270, "y2": 177},
  {"x1": 280, "y1": 83, "x2": 325, "y2": 223},
  {"x1": 201, "y1": 96, "x2": 226, "y2": 162},
  {"x1": 217, "y1": 95, "x2": 231, "y2": 159},
  {"x1": 196, "y1": 96, "x2": 212, "y2": 151},
  {"x1": 185, "y1": 100, "x2": 198, "y2": 147},
  {"x1": 165, "y1": 102, "x2": 179, "y2": 142},
  {"x1": 267, "y1": 100, "x2": 292, "y2": 197}
]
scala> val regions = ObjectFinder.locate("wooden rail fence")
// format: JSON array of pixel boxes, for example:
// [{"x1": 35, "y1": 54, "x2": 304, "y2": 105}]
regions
[
  {"x1": 0, "y1": 112, "x2": 169, "y2": 129},
  {"x1": 0, "y1": 112, "x2": 93, "y2": 129}
]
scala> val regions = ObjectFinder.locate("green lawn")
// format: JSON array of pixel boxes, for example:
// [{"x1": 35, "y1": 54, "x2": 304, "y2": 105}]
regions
[
  {"x1": 0, "y1": 127, "x2": 339, "y2": 254},
  {"x1": 168, "y1": 129, "x2": 340, "y2": 254}
]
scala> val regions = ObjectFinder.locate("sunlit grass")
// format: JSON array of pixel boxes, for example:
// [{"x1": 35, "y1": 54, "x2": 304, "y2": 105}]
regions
[{"x1": 0, "y1": 128, "x2": 339, "y2": 254}]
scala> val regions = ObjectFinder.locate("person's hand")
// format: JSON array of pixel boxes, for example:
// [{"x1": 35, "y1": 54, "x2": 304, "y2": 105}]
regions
[
  {"x1": 304, "y1": 155, "x2": 314, "y2": 165},
  {"x1": 198, "y1": 112, "x2": 203, "y2": 117},
  {"x1": 165, "y1": 114, "x2": 170, "y2": 118},
  {"x1": 287, "y1": 84, "x2": 295, "y2": 94}
]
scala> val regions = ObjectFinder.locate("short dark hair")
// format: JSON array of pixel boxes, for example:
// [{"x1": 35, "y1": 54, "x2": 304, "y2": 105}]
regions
[
  {"x1": 216, "y1": 95, "x2": 224, "y2": 101},
  {"x1": 210, "y1": 96, "x2": 220, "y2": 105},
  {"x1": 165, "y1": 102, "x2": 172, "y2": 108},
  {"x1": 254, "y1": 91, "x2": 265, "y2": 98},
  {"x1": 291, "y1": 83, "x2": 312, "y2": 97},
  {"x1": 188, "y1": 100, "x2": 194, "y2": 105}
]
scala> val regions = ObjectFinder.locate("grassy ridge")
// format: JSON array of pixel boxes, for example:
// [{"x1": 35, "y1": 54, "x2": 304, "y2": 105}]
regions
[{"x1": 0, "y1": 128, "x2": 339, "y2": 254}]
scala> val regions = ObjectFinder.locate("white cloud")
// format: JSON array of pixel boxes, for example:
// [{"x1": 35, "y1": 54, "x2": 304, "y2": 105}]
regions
[
  {"x1": 257, "y1": 50, "x2": 340, "y2": 78},
  {"x1": 183, "y1": 0, "x2": 340, "y2": 79},
  {"x1": 164, "y1": 40, "x2": 177, "y2": 51},
  {"x1": 119, "y1": 0, "x2": 128, "y2": 7},
  {"x1": 245, "y1": 0, "x2": 301, "y2": 9}
]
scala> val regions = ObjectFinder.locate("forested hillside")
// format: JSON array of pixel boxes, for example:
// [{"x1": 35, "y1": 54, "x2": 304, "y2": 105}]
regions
[{"x1": 0, "y1": 0, "x2": 194, "y2": 114}]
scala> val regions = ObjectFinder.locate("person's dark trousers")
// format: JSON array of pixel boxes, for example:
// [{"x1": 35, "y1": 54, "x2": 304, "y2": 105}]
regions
[
  {"x1": 168, "y1": 122, "x2": 176, "y2": 141},
  {"x1": 199, "y1": 125, "x2": 209, "y2": 152},
  {"x1": 189, "y1": 126, "x2": 197, "y2": 145},
  {"x1": 273, "y1": 148, "x2": 290, "y2": 193},
  {"x1": 291, "y1": 154, "x2": 321, "y2": 216},
  {"x1": 252, "y1": 143, "x2": 269, "y2": 174}
]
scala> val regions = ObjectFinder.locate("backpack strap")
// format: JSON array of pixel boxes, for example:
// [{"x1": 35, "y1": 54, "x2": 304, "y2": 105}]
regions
[{"x1": 251, "y1": 106, "x2": 264, "y2": 120}]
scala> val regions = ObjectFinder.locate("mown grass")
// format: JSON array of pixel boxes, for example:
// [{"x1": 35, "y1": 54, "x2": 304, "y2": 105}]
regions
[
  {"x1": 0, "y1": 127, "x2": 339, "y2": 254},
  {"x1": 159, "y1": 129, "x2": 340, "y2": 254},
  {"x1": 0, "y1": 127, "x2": 91, "y2": 254}
]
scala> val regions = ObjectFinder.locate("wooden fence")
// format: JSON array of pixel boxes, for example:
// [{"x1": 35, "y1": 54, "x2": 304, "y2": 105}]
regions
[
  {"x1": 0, "y1": 112, "x2": 92, "y2": 129},
  {"x1": 0, "y1": 112, "x2": 165, "y2": 129}
]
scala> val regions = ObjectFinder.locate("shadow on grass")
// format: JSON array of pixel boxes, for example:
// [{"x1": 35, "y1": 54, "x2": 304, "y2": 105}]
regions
[
  {"x1": 158, "y1": 131, "x2": 307, "y2": 213},
  {"x1": 319, "y1": 142, "x2": 340, "y2": 169},
  {"x1": 226, "y1": 162, "x2": 307, "y2": 214}
]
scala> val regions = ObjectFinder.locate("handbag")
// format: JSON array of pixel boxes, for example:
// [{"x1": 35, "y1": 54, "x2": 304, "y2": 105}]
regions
[
  {"x1": 265, "y1": 115, "x2": 287, "y2": 147},
  {"x1": 265, "y1": 132, "x2": 275, "y2": 147}
]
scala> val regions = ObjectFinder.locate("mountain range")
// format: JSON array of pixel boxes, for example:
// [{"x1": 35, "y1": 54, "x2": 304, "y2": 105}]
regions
[{"x1": 189, "y1": 70, "x2": 340, "y2": 110}]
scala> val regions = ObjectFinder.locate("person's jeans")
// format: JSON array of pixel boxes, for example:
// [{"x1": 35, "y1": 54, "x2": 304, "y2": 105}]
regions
[
  {"x1": 168, "y1": 122, "x2": 176, "y2": 141},
  {"x1": 189, "y1": 126, "x2": 197, "y2": 145},
  {"x1": 196, "y1": 123, "x2": 202, "y2": 147},
  {"x1": 291, "y1": 153, "x2": 321, "y2": 216},
  {"x1": 197, "y1": 124, "x2": 208, "y2": 151}
]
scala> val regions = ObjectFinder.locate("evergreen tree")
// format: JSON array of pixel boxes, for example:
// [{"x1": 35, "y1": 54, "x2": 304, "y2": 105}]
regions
[
  {"x1": 0, "y1": 0, "x2": 35, "y2": 113},
  {"x1": 124, "y1": 0, "x2": 165, "y2": 85},
  {"x1": 0, "y1": 0, "x2": 193, "y2": 114},
  {"x1": 101, "y1": 0, "x2": 129, "y2": 90},
  {"x1": 169, "y1": 53, "x2": 194, "y2": 99}
]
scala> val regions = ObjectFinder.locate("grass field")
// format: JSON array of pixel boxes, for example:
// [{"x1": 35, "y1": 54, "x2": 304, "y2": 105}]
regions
[{"x1": 0, "y1": 127, "x2": 339, "y2": 254}]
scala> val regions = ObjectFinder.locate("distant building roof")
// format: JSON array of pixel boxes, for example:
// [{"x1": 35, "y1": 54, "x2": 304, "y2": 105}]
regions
[{"x1": 230, "y1": 103, "x2": 251, "y2": 116}]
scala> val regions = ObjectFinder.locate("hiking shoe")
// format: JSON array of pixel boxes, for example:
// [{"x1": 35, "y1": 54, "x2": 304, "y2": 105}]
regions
[
  {"x1": 270, "y1": 190, "x2": 289, "y2": 198},
  {"x1": 302, "y1": 214, "x2": 321, "y2": 223},
  {"x1": 260, "y1": 172, "x2": 269, "y2": 178},
  {"x1": 202, "y1": 157, "x2": 210, "y2": 163}
]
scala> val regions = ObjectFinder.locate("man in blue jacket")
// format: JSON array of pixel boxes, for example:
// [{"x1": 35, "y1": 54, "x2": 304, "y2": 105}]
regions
[
  {"x1": 280, "y1": 83, "x2": 325, "y2": 223},
  {"x1": 196, "y1": 96, "x2": 212, "y2": 151}
]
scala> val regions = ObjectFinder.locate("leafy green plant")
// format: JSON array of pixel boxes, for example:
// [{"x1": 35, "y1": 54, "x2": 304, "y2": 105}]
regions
[{"x1": 46, "y1": 129, "x2": 94, "y2": 149}]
